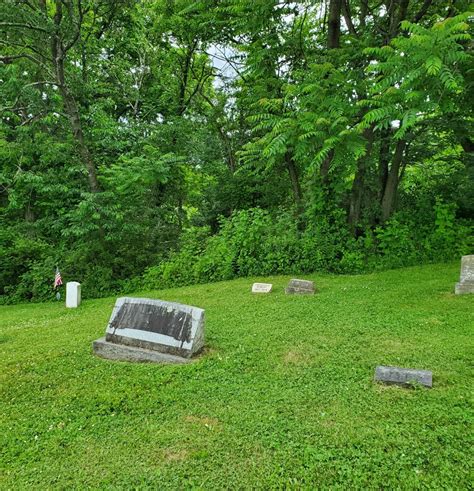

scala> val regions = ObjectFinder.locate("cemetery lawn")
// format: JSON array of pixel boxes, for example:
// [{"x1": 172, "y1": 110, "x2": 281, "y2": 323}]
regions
[{"x1": 1, "y1": 264, "x2": 473, "y2": 489}]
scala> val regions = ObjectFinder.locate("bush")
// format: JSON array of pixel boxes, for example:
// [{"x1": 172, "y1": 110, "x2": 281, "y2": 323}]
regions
[
  {"x1": 142, "y1": 204, "x2": 472, "y2": 291},
  {"x1": 2, "y1": 203, "x2": 471, "y2": 304}
]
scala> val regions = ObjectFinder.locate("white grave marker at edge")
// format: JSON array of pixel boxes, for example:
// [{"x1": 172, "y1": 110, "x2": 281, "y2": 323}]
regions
[
  {"x1": 66, "y1": 281, "x2": 81, "y2": 308},
  {"x1": 455, "y1": 255, "x2": 474, "y2": 294}
]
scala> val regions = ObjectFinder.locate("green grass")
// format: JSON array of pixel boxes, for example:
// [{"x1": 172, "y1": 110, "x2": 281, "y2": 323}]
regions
[{"x1": 1, "y1": 263, "x2": 473, "y2": 489}]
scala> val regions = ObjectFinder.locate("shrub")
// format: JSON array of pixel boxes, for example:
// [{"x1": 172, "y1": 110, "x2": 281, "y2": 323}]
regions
[{"x1": 142, "y1": 204, "x2": 472, "y2": 292}]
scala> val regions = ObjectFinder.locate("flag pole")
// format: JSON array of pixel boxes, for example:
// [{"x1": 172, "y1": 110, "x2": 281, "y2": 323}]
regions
[{"x1": 54, "y1": 266, "x2": 63, "y2": 300}]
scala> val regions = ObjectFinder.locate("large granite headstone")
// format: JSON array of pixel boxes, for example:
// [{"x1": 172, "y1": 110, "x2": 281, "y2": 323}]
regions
[
  {"x1": 252, "y1": 283, "x2": 273, "y2": 293},
  {"x1": 455, "y1": 255, "x2": 474, "y2": 294},
  {"x1": 285, "y1": 279, "x2": 315, "y2": 295},
  {"x1": 93, "y1": 297, "x2": 205, "y2": 363},
  {"x1": 374, "y1": 365, "x2": 432, "y2": 388}
]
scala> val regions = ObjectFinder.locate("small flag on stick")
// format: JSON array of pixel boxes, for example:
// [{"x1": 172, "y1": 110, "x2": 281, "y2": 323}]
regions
[{"x1": 54, "y1": 267, "x2": 63, "y2": 289}]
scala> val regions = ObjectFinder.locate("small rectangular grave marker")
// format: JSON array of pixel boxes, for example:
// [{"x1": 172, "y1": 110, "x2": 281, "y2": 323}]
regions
[
  {"x1": 285, "y1": 279, "x2": 315, "y2": 295},
  {"x1": 252, "y1": 283, "x2": 273, "y2": 293},
  {"x1": 455, "y1": 255, "x2": 474, "y2": 294},
  {"x1": 93, "y1": 297, "x2": 205, "y2": 363},
  {"x1": 66, "y1": 281, "x2": 81, "y2": 308},
  {"x1": 374, "y1": 365, "x2": 432, "y2": 388}
]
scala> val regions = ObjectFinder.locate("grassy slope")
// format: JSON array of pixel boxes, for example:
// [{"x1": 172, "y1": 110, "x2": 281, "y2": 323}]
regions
[{"x1": 0, "y1": 263, "x2": 473, "y2": 489}]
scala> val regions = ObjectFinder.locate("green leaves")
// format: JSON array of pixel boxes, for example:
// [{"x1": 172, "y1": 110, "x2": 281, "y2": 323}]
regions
[
  {"x1": 262, "y1": 133, "x2": 288, "y2": 158},
  {"x1": 425, "y1": 56, "x2": 442, "y2": 75},
  {"x1": 360, "y1": 12, "x2": 473, "y2": 141},
  {"x1": 1, "y1": 0, "x2": 473, "y2": 304}
]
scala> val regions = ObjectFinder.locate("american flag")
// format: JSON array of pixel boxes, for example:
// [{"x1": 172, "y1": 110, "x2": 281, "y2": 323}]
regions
[{"x1": 54, "y1": 267, "x2": 63, "y2": 288}]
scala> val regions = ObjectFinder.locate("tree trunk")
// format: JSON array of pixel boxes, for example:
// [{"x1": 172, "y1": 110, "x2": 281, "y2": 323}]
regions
[
  {"x1": 348, "y1": 128, "x2": 374, "y2": 232},
  {"x1": 200, "y1": 93, "x2": 236, "y2": 173},
  {"x1": 388, "y1": 0, "x2": 410, "y2": 41},
  {"x1": 177, "y1": 41, "x2": 196, "y2": 117},
  {"x1": 381, "y1": 139, "x2": 406, "y2": 221},
  {"x1": 51, "y1": 1, "x2": 99, "y2": 193},
  {"x1": 378, "y1": 130, "x2": 390, "y2": 202},
  {"x1": 342, "y1": 1, "x2": 357, "y2": 36},
  {"x1": 328, "y1": 0, "x2": 343, "y2": 48},
  {"x1": 218, "y1": 127, "x2": 236, "y2": 173},
  {"x1": 320, "y1": 149, "x2": 335, "y2": 182},
  {"x1": 285, "y1": 152, "x2": 302, "y2": 207},
  {"x1": 57, "y1": 86, "x2": 100, "y2": 192},
  {"x1": 359, "y1": 0, "x2": 368, "y2": 28}
]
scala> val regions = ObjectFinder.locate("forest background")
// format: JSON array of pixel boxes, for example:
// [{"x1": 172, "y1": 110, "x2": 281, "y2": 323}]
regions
[{"x1": 0, "y1": 0, "x2": 472, "y2": 303}]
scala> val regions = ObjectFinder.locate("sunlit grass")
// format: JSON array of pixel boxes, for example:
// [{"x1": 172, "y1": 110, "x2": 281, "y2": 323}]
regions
[{"x1": 1, "y1": 263, "x2": 472, "y2": 488}]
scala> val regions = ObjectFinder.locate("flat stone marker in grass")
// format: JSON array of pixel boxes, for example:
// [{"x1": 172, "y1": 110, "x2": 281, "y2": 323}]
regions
[
  {"x1": 455, "y1": 255, "x2": 474, "y2": 295},
  {"x1": 93, "y1": 297, "x2": 205, "y2": 364},
  {"x1": 252, "y1": 283, "x2": 273, "y2": 293},
  {"x1": 285, "y1": 279, "x2": 315, "y2": 295},
  {"x1": 374, "y1": 365, "x2": 432, "y2": 388}
]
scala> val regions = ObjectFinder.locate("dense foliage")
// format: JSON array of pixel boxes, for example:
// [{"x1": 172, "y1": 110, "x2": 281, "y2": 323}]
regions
[{"x1": 1, "y1": 0, "x2": 473, "y2": 303}]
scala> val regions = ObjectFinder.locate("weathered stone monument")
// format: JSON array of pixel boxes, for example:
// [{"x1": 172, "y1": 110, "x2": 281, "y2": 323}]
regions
[
  {"x1": 252, "y1": 282, "x2": 273, "y2": 293},
  {"x1": 93, "y1": 297, "x2": 205, "y2": 364},
  {"x1": 455, "y1": 255, "x2": 474, "y2": 294},
  {"x1": 285, "y1": 279, "x2": 315, "y2": 295},
  {"x1": 374, "y1": 365, "x2": 432, "y2": 388},
  {"x1": 66, "y1": 281, "x2": 81, "y2": 308}
]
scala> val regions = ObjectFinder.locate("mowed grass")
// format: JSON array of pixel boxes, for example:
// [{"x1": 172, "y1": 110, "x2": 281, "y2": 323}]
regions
[{"x1": 1, "y1": 263, "x2": 473, "y2": 489}]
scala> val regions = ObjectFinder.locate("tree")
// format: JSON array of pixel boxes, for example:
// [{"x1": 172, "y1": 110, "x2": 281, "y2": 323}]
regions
[{"x1": 0, "y1": 1, "x2": 127, "y2": 192}]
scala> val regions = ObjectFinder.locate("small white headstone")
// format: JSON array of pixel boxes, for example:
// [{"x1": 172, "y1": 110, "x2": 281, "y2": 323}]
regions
[
  {"x1": 252, "y1": 283, "x2": 273, "y2": 293},
  {"x1": 66, "y1": 281, "x2": 81, "y2": 308}
]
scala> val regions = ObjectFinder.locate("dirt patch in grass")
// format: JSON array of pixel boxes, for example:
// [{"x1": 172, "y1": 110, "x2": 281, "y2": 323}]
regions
[
  {"x1": 162, "y1": 448, "x2": 189, "y2": 463},
  {"x1": 283, "y1": 350, "x2": 311, "y2": 366}
]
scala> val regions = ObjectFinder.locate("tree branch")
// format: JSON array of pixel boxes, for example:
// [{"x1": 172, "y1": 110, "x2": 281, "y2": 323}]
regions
[
  {"x1": 413, "y1": 0, "x2": 433, "y2": 23},
  {"x1": 64, "y1": 0, "x2": 85, "y2": 52},
  {"x1": 0, "y1": 22, "x2": 50, "y2": 33},
  {"x1": 342, "y1": 0, "x2": 358, "y2": 36},
  {"x1": 185, "y1": 63, "x2": 215, "y2": 113},
  {"x1": 23, "y1": 80, "x2": 62, "y2": 89},
  {"x1": 0, "y1": 39, "x2": 49, "y2": 62},
  {"x1": 0, "y1": 52, "x2": 47, "y2": 70}
]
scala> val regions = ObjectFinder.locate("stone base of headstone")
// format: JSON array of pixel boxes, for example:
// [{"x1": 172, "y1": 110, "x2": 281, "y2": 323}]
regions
[
  {"x1": 285, "y1": 279, "x2": 315, "y2": 295},
  {"x1": 374, "y1": 365, "x2": 432, "y2": 388},
  {"x1": 455, "y1": 281, "x2": 474, "y2": 295},
  {"x1": 93, "y1": 337, "x2": 192, "y2": 364}
]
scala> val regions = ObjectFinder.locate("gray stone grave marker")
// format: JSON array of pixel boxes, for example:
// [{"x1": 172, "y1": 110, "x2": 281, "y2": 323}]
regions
[
  {"x1": 252, "y1": 283, "x2": 273, "y2": 293},
  {"x1": 93, "y1": 297, "x2": 205, "y2": 363},
  {"x1": 374, "y1": 365, "x2": 432, "y2": 388},
  {"x1": 455, "y1": 255, "x2": 474, "y2": 294},
  {"x1": 285, "y1": 279, "x2": 315, "y2": 295}
]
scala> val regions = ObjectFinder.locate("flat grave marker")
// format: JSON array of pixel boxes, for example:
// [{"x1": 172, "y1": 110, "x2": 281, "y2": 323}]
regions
[
  {"x1": 252, "y1": 283, "x2": 273, "y2": 293},
  {"x1": 285, "y1": 279, "x2": 315, "y2": 295},
  {"x1": 374, "y1": 365, "x2": 432, "y2": 388}
]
